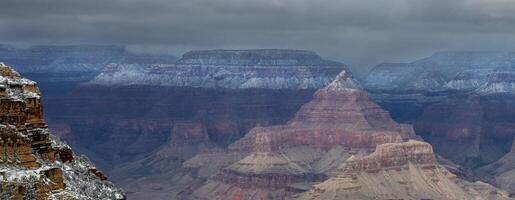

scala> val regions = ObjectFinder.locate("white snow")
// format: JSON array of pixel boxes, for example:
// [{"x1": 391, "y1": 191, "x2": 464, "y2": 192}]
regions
[{"x1": 89, "y1": 63, "x2": 344, "y2": 89}]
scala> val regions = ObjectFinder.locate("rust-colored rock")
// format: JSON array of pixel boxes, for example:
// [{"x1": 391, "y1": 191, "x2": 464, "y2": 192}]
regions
[
  {"x1": 89, "y1": 168, "x2": 108, "y2": 181},
  {"x1": 56, "y1": 146, "x2": 74, "y2": 163},
  {"x1": 43, "y1": 168, "x2": 65, "y2": 190}
]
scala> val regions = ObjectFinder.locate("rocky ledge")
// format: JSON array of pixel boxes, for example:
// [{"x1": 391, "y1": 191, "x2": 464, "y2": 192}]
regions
[{"x1": 0, "y1": 63, "x2": 124, "y2": 199}]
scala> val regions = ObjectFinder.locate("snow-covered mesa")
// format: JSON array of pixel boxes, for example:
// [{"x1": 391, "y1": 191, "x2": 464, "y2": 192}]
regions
[{"x1": 89, "y1": 49, "x2": 346, "y2": 90}]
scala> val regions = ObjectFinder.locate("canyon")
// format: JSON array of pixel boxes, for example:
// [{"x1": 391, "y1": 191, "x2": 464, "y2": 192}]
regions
[{"x1": 4, "y1": 46, "x2": 515, "y2": 199}]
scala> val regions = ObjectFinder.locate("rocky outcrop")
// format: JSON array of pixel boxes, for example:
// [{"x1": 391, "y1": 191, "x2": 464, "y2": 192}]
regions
[
  {"x1": 90, "y1": 49, "x2": 345, "y2": 89},
  {"x1": 182, "y1": 70, "x2": 416, "y2": 200},
  {"x1": 295, "y1": 140, "x2": 510, "y2": 200},
  {"x1": 0, "y1": 63, "x2": 124, "y2": 199}
]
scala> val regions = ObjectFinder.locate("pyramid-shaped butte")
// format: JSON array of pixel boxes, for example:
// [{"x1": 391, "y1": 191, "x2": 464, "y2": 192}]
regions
[
  {"x1": 229, "y1": 70, "x2": 413, "y2": 152},
  {"x1": 183, "y1": 70, "x2": 416, "y2": 199}
]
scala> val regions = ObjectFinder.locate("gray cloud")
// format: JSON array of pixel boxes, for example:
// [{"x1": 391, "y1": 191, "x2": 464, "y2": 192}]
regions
[{"x1": 1, "y1": 0, "x2": 515, "y2": 75}]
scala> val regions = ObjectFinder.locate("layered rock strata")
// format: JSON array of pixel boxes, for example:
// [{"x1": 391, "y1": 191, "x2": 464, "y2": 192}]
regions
[
  {"x1": 0, "y1": 63, "x2": 124, "y2": 199},
  {"x1": 90, "y1": 49, "x2": 345, "y2": 89},
  {"x1": 295, "y1": 140, "x2": 510, "y2": 200}
]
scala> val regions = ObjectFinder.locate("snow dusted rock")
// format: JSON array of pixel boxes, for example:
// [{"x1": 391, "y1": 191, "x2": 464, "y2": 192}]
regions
[
  {"x1": 444, "y1": 69, "x2": 493, "y2": 91},
  {"x1": 364, "y1": 51, "x2": 515, "y2": 93},
  {"x1": 323, "y1": 70, "x2": 361, "y2": 91},
  {"x1": 89, "y1": 49, "x2": 346, "y2": 89},
  {"x1": 0, "y1": 63, "x2": 124, "y2": 199},
  {"x1": 476, "y1": 71, "x2": 515, "y2": 94}
]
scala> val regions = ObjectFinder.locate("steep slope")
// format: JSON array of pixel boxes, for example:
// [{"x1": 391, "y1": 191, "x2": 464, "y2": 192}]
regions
[
  {"x1": 295, "y1": 140, "x2": 510, "y2": 200},
  {"x1": 181, "y1": 70, "x2": 416, "y2": 200},
  {"x1": 0, "y1": 63, "x2": 124, "y2": 199}
]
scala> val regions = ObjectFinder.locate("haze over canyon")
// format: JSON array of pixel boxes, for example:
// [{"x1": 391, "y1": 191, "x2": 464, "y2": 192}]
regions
[
  {"x1": 2, "y1": 0, "x2": 515, "y2": 199},
  {"x1": 1, "y1": 45, "x2": 515, "y2": 199}
]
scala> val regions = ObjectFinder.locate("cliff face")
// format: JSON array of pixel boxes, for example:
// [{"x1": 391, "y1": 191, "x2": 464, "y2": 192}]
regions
[
  {"x1": 295, "y1": 140, "x2": 510, "y2": 200},
  {"x1": 0, "y1": 63, "x2": 124, "y2": 199},
  {"x1": 180, "y1": 70, "x2": 416, "y2": 200}
]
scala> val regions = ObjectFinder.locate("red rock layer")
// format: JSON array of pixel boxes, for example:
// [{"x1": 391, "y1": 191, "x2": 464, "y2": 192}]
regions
[
  {"x1": 341, "y1": 140, "x2": 436, "y2": 173},
  {"x1": 230, "y1": 87, "x2": 413, "y2": 152}
]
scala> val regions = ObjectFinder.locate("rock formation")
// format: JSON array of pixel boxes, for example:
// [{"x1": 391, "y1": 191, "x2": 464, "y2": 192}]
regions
[
  {"x1": 0, "y1": 63, "x2": 124, "y2": 199},
  {"x1": 295, "y1": 140, "x2": 510, "y2": 200},
  {"x1": 181, "y1": 70, "x2": 416, "y2": 200}
]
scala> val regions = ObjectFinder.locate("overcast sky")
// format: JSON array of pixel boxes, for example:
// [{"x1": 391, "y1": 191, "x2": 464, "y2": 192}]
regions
[{"x1": 1, "y1": 0, "x2": 515, "y2": 74}]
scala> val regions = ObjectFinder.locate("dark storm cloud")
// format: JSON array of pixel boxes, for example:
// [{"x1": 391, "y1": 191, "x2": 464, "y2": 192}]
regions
[{"x1": 1, "y1": 0, "x2": 515, "y2": 74}]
